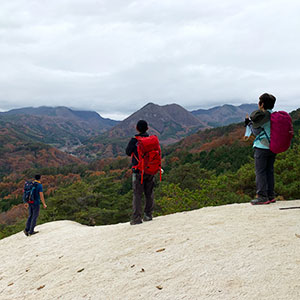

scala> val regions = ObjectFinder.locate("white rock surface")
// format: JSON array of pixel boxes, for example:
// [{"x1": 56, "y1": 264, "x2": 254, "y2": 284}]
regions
[{"x1": 1, "y1": 200, "x2": 300, "y2": 300}]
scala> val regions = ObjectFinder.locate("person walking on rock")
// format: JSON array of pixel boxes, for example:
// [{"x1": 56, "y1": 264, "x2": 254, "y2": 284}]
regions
[{"x1": 126, "y1": 120, "x2": 161, "y2": 225}]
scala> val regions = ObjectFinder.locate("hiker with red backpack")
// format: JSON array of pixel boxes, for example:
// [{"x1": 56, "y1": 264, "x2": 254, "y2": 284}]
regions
[
  {"x1": 126, "y1": 120, "x2": 162, "y2": 225},
  {"x1": 244, "y1": 93, "x2": 293, "y2": 205}
]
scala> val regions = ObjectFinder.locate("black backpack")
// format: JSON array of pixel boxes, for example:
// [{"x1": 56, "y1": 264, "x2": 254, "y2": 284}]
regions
[{"x1": 23, "y1": 181, "x2": 38, "y2": 204}]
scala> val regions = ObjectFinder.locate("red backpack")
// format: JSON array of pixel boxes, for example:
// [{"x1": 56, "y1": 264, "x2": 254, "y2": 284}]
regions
[
  {"x1": 132, "y1": 135, "x2": 162, "y2": 184},
  {"x1": 269, "y1": 111, "x2": 294, "y2": 153}
]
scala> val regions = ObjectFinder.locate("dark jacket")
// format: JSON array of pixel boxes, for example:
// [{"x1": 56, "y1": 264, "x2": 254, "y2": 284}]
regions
[
  {"x1": 126, "y1": 132, "x2": 149, "y2": 170},
  {"x1": 249, "y1": 109, "x2": 273, "y2": 149}
]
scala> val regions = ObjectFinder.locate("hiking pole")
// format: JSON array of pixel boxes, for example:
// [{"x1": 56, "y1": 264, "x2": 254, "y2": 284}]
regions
[{"x1": 279, "y1": 207, "x2": 300, "y2": 210}]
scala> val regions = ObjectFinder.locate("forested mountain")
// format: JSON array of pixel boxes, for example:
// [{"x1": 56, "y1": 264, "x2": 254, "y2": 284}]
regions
[
  {"x1": 0, "y1": 124, "x2": 83, "y2": 180},
  {"x1": 109, "y1": 103, "x2": 207, "y2": 141},
  {"x1": 72, "y1": 102, "x2": 208, "y2": 160},
  {"x1": 191, "y1": 103, "x2": 257, "y2": 127},
  {"x1": 166, "y1": 123, "x2": 246, "y2": 154},
  {"x1": 0, "y1": 107, "x2": 118, "y2": 152},
  {"x1": 1, "y1": 107, "x2": 299, "y2": 240},
  {"x1": 0, "y1": 103, "x2": 258, "y2": 162},
  {"x1": 0, "y1": 103, "x2": 207, "y2": 161},
  {"x1": 1, "y1": 106, "x2": 117, "y2": 127}
]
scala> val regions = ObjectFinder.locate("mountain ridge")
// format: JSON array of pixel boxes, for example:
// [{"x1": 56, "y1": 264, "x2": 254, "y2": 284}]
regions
[
  {"x1": 0, "y1": 102, "x2": 261, "y2": 161},
  {"x1": 191, "y1": 103, "x2": 257, "y2": 127},
  {"x1": 0, "y1": 106, "x2": 118, "y2": 127},
  {"x1": 109, "y1": 102, "x2": 207, "y2": 140},
  {"x1": 0, "y1": 107, "x2": 119, "y2": 153},
  {"x1": 71, "y1": 102, "x2": 209, "y2": 160}
]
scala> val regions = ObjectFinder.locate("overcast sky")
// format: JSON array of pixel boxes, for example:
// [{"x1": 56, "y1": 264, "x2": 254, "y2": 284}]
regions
[{"x1": 0, "y1": 0, "x2": 299, "y2": 120}]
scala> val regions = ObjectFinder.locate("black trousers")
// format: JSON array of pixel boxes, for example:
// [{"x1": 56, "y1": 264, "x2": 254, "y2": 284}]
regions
[
  {"x1": 254, "y1": 148, "x2": 276, "y2": 199},
  {"x1": 25, "y1": 204, "x2": 40, "y2": 234},
  {"x1": 132, "y1": 173, "x2": 154, "y2": 222}
]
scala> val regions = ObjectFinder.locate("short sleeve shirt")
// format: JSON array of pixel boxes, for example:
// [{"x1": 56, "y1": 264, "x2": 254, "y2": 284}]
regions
[{"x1": 33, "y1": 182, "x2": 43, "y2": 205}]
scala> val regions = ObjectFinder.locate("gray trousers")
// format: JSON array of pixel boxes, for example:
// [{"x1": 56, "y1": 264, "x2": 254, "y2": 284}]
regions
[
  {"x1": 254, "y1": 147, "x2": 276, "y2": 199},
  {"x1": 25, "y1": 204, "x2": 40, "y2": 234},
  {"x1": 132, "y1": 173, "x2": 154, "y2": 222}
]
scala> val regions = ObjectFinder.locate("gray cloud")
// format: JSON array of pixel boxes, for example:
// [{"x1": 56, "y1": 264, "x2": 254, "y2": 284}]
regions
[{"x1": 0, "y1": 0, "x2": 299, "y2": 119}]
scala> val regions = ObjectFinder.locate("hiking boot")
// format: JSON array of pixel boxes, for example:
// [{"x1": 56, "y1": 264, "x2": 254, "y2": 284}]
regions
[
  {"x1": 28, "y1": 231, "x2": 39, "y2": 236},
  {"x1": 268, "y1": 194, "x2": 276, "y2": 203},
  {"x1": 143, "y1": 214, "x2": 153, "y2": 222},
  {"x1": 130, "y1": 219, "x2": 142, "y2": 225},
  {"x1": 251, "y1": 197, "x2": 270, "y2": 205},
  {"x1": 23, "y1": 229, "x2": 29, "y2": 237}
]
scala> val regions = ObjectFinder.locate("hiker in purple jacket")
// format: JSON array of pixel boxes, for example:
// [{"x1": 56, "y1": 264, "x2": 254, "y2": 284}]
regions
[{"x1": 244, "y1": 93, "x2": 277, "y2": 205}]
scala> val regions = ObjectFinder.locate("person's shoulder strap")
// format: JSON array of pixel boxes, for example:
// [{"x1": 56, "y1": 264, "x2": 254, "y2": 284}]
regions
[
  {"x1": 135, "y1": 135, "x2": 144, "y2": 141},
  {"x1": 261, "y1": 128, "x2": 270, "y2": 143}
]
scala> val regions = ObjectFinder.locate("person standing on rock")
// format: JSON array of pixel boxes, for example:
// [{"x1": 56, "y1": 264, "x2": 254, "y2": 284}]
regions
[
  {"x1": 24, "y1": 174, "x2": 47, "y2": 236},
  {"x1": 126, "y1": 120, "x2": 162, "y2": 225},
  {"x1": 244, "y1": 93, "x2": 277, "y2": 205}
]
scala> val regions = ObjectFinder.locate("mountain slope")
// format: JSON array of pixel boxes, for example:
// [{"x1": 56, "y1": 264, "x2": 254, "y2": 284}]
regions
[
  {"x1": 1, "y1": 201, "x2": 300, "y2": 299},
  {"x1": 0, "y1": 107, "x2": 119, "y2": 151},
  {"x1": 171, "y1": 107, "x2": 300, "y2": 154},
  {"x1": 0, "y1": 124, "x2": 83, "y2": 178},
  {"x1": 73, "y1": 103, "x2": 208, "y2": 160},
  {"x1": 167, "y1": 123, "x2": 248, "y2": 154},
  {"x1": 191, "y1": 103, "x2": 257, "y2": 127},
  {"x1": 1, "y1": 106, "x2": 118, "y2": 127},
  {"x1": 109, "y1": 102, "x2": 207, "y2": 141}
]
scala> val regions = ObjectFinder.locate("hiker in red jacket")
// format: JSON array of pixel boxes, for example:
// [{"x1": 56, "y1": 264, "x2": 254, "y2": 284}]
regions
[{"x1": 126, "y1": 120, "x2": 161, "y2": 225}]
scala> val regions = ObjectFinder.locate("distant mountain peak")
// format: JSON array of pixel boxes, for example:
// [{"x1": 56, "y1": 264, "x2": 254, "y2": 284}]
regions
[
  {"x1": 107, "y1": 102, "x2": 207, "y2": 144},
  {"x1": 142, "y1": 102, "x2": 158, "y2": 108},
  {"x1": 191, "y1": 103, "x2": 257, "y2": 127},
  {"x1": 141, "y1": 102, "x2": 184, "y2": 111}
]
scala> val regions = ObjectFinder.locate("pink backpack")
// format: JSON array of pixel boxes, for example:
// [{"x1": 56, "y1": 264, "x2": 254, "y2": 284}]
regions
[{"x1": 269, "y1": 111, "x2": 293, "y2": 153}]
